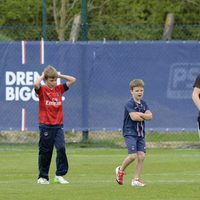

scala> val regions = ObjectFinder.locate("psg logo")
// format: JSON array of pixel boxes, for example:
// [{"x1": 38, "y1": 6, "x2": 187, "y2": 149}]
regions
[{"x1": 44, "y1": 132, "x2": 48, "y2": 137}]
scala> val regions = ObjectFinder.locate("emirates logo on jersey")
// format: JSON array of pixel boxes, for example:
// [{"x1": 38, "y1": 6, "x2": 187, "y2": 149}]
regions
[{"x1": 46, "y1": 98, "x2": 61, "y2": 106}]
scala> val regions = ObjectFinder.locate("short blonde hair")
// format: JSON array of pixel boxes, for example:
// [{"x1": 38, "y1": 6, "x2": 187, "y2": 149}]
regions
[
  {"x1": 129, "y1": 79, "x2": 144, "y2": 90},
  {"x1": 44, "y1": 65, "x2": 58, "y2": 80}
]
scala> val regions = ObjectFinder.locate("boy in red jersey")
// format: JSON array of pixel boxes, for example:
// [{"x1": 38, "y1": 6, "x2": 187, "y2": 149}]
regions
[{"x1": 34, "y1": 65, "x2": 76, "y2": 184}]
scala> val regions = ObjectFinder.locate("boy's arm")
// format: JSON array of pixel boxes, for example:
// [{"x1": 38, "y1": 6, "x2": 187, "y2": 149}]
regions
[
  {"x1": 33, "y1": 73, "x2": 44, "y2": 90},
  {"x1": 129, "y1": 110, "x2": 153, "y2": 121},
  {"x1": 192, "y1": 87, "x2": 200, "y2": 111},
  {"x1": 129, "y1": 112, "x2": 145, "y2": 121},
  {"x1": 139, "y1": 110, "x2": 153, "y2": 121},
  {"x1": 58, "y1": 74, "x2": 76, "y2": 88}
]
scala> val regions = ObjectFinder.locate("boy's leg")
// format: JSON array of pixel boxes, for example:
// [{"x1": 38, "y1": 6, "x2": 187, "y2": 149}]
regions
[
  {"x1": 131, "y1": 137, "x2": 146, "y2": 186},
  {"x1": 134, "y1": 151, "x2": 145, "y2": 179},
  {"x1": 116, "y1": 135, "x2": 137, "y2": 185},
  {"x1": 54, "y1": 128, "x2": 68, "y2": 176},
  {"x1": 38, "y1": 127, "x2": 54, "y2": 180},
  {"x1": 121, "y1": 135, "x2": 138, "y2": 170},
  {"x1": 121, "y1": 153, "x2": 137, "y2": 171},
  {"x1": 134, "y1": 137, "x2": 146, "y2": 178}
]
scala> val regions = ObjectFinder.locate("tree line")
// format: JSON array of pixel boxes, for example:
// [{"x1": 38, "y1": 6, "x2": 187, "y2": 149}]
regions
[{"x1": 0, "y1": 0, "x2": 200, "y2": 41}]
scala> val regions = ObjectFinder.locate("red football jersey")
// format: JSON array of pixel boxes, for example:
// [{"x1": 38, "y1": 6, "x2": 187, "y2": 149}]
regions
[{"x1": 35, "y1": 84, "x2": 67, "y2": 125}]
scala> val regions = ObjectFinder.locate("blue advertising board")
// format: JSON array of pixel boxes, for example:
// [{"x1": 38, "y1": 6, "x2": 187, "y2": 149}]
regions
[{"x1": 0, "y1": 41, "x2": 199, "y2": 131}]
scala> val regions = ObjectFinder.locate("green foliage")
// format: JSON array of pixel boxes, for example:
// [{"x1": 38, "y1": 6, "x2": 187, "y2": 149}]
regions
[
  {"x1": 0, "y1": 33, "x2": 12, "y2": 41},
  {"x1": 0, "y1": 130, "x2": 198, "y2": 147},
  {"x1": 146, "y1": 131, "x2": 199, "y2": 142},
  {"x1": 0, "y1": 0, "x2": 200, "y2": 40},
  {"x1": 88, "y1": 0, "x2": 200, "y2": 25},
  {"x1": 0, "y1": 0, "x2": 42, "y2": 25},
  {"x1": 87, "y1": 0, "x2": 200, "y2": 40}
]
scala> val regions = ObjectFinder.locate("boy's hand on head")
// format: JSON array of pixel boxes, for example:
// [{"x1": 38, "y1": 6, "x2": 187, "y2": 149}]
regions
[
  {"x1": 57, "y1": 74, "x2": 62, "y2": 78},
  {"x1": 41, "y1": 72, "x2": 45, "y2": 79}
]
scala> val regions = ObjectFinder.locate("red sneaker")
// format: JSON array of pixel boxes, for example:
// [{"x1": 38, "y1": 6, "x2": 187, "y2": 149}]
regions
[{"x1": 115, "y1": 166, "x2": 125, "y2": 185}]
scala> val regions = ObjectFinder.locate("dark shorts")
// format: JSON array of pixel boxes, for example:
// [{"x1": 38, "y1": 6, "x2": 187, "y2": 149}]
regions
[{"x1": 124, "y1": 135, "x2": 146, "y2": 154}]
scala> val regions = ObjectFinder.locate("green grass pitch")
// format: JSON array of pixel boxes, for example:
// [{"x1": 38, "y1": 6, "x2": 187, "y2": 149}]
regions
[{"x1": 0, "y1": 145, "x2": 200, "y2": 200}]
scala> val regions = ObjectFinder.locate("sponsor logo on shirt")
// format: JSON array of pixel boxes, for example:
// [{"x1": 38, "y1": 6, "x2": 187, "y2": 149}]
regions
[{"x1": 46, "y1": 98, "x2": 62, "y2": 106}]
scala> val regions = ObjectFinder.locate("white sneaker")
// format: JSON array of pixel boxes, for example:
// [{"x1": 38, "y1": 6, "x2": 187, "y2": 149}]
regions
[
  {"x1": 54, "y1": 176, "x2": 69, "y2": 184},
  {"x1": 131, "y1": 178, "x2": 145, "y2": 187},
  {"x1": 37, "y1": 177, "x2": 49, "y2": 184}
]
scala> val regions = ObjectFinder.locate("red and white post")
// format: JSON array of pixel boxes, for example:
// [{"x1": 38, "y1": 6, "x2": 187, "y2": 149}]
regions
[
  {"x1": 21, "y1": 40, "x2": 26, "y2": 65},
  {"x1": 21, "y1": 108, "x2": 26, "y2": 131}
]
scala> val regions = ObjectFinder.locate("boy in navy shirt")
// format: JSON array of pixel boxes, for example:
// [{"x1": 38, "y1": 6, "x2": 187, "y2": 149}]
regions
[
  {"x1": 192, "y1": 74, "x2": 200, "y2": 131},
  {"x1": 116, "y1": 79, "x2": 152, "y2": 186}
]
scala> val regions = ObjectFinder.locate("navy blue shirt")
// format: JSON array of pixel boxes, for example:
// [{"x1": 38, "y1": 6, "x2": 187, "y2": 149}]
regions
[
  {"x1": 193, "y1": 74, "x2": 200, "y2": 117},
  {"x1": 123, "y1": 98, "x2": 149, "y2": 137},
  {"x1": 193, "y1": 74, "x2": 200, "y2": 90}
]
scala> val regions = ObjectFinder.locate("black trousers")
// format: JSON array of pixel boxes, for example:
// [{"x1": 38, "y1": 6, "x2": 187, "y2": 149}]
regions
[{"x1": 38, "y1": 125, "x2": 68, "y2": 180}]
